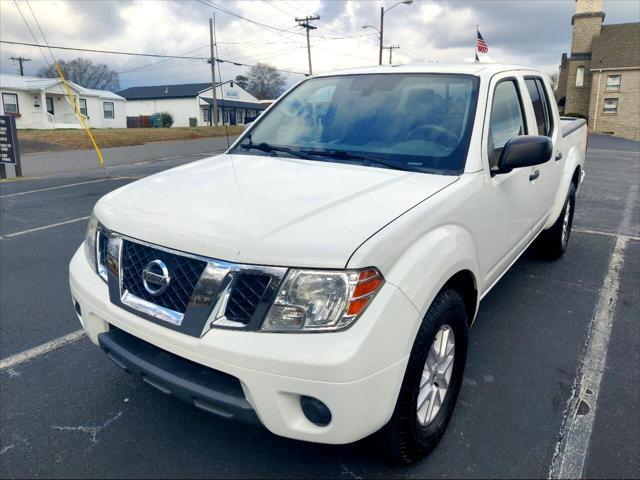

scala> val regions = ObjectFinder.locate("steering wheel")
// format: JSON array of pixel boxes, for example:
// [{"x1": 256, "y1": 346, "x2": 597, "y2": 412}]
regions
[{"x1": 406, "y1": 124, "x2": 459, "y2": 148}]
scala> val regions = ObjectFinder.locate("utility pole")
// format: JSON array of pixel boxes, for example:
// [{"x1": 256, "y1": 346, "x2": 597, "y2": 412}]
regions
[
  {"x1": 10, "y1": 57, "x2": 31, "y2": 76},
  {"x1": 209, "y1": 16, "x2": 219, "y2": 127},
  {"x1": 296, "y1": 15, "x2": 320, "y2": 76},
  {"x1": 383, "y1": 45, "x2": 400, "y2": 64}
]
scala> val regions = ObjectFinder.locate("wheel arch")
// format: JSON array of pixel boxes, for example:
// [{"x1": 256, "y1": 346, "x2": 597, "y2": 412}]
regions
[
  {"x1": 442, "y1": 270, "x2": 478, "y2": 326},
  {"x1": 544, "y1": 144, "x2": 585, "y2": 230}
]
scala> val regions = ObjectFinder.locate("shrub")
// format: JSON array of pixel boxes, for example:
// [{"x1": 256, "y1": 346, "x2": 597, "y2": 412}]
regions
[
  {"x1": 158, "y1": 112, "x2": 174, "y2": 128},
  {"x1": 151, "y1": 112, "x2": 174, "y2": 128}
]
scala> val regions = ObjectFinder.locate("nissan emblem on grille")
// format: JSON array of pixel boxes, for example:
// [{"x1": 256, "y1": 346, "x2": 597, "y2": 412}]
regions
[{"x1": 142, "y1": 260, "x2": 171, "y2": 296}]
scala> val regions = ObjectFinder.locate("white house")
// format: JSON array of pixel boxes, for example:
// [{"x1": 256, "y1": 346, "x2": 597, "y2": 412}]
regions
[
  {"x1": 118, "y1": 80, "x2": 266, "y2": 127},
  {"x1": 0, "y1": 73, "x2": 126, "y2": 129}
]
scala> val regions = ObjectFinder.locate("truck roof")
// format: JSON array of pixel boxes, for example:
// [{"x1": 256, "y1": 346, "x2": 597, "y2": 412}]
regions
[{"x1": 314, "y1": 62, "x2": 542, "y2": 79}]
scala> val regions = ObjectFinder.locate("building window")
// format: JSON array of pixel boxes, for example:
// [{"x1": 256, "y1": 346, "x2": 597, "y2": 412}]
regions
[
  {"x1": 575, "y1": 66, "x2": 585, "y2": 87},
  {"x1": 79, "y1": 98, "x2": 87, "y2": 116},
  {"x1": 2, "y1": 93, "x2": 19, "y2": 114},
  {"x1": 606, "y1": 75, "x2": 621, "y2": 91},
  {"x1": 46, "y1": 96, "x2": 54, "y2": 115},
  {"x1": 203, "y1": 108, "x2": 211, "y2": 123},
  {"x1": 603, "y1": 98, "x2": 618, "y2": 114},
  {"x1": 103, "y1": 101, "x2": 114, "y2": 119}
]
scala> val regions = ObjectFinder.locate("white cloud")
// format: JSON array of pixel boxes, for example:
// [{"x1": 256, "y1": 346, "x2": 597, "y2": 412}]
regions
[{"x1": 1, "y1": 0, "x2": 638, "y2": 89}]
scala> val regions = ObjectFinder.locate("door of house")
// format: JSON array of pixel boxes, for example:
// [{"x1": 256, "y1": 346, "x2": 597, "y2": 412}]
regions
[{"x1": 45, "y1": 97, "x2": 54, "y2": 115}]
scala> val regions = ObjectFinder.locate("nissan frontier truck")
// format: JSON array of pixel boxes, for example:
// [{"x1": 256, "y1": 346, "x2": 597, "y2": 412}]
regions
[{"x1": 70, "y1": 63, "x2": 587, "y2": 463}]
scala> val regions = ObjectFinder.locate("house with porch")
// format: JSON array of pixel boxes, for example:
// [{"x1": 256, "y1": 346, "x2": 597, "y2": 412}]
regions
[
  {"x1": 118, "y1": 80, "x2": 266, "y2": 127},
  {"x1": 0, "y1": 73, "x2": 126, "y2": 129}
]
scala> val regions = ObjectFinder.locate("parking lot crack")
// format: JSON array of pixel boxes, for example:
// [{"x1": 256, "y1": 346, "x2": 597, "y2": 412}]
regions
[
  {"x1": 340, "y1": 463, "x2": 362, "y2": 480},
  {"x1": 52, "y1": 411, "x2": 123, "y2": 445},
  {"x1": 0, "y1": 444, "x2": 15, "y2": 455}
]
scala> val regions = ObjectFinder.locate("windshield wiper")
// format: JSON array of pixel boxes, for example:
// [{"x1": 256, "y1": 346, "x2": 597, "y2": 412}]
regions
[
  {"x1": 300, "y1": 149, "x2": 420, "y2": 172},
  {"x1": 239, "y1": 141, "x2": 314, "y2": 160}
]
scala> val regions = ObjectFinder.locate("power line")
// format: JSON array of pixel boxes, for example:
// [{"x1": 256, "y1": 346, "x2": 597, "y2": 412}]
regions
[
  {"x1": 0, "y1": 40, "x2": 306, "y2": 75},
  {"x1": 196, "y1": 0, "x2": 361, "y2": 40},
  {"x1": 1, "y1": 40, "x2": 211, "y2": 60}
]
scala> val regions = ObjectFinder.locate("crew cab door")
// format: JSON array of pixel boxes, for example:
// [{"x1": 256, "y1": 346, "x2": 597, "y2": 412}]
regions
[
  {"x1": 480, "y1": 74, "x2": 539, "y2": 287},
  {"x1": 522, "y1": 75, "x2": 563, "y2": 233}
]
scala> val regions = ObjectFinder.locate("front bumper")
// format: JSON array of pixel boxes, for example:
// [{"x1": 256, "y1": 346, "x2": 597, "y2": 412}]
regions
[{"x1": 69, "y1": 246, "x2": 420, "y2": 444}]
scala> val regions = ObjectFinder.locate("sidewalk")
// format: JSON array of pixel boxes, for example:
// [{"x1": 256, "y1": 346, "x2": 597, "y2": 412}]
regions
[{"x1": 8, "y1": 136, "x2": 237, "y2": 178}]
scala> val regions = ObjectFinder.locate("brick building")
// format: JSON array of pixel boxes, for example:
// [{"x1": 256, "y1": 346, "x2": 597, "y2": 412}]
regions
[{"x1": 557, "y1": 0, "x2": 640, "y2": 140}]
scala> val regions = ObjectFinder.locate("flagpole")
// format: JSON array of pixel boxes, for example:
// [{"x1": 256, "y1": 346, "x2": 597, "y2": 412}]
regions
[{"x1": 475, "y1": 25, "x2": 479, "y2": 62}]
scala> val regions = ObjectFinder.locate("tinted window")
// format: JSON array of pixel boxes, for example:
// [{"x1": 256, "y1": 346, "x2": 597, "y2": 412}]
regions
[
  {"x1": 525, "y1": 78, "x2": 553, "y2": 137},
  {"x1": 233, "y1": 74, "x2": 480, "y2": 174},
  {"x1": 488, "y1": 80, "x2": 526, "y2": 168}
]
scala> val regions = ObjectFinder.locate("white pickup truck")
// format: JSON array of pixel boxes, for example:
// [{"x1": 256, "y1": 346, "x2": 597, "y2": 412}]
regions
[{"x1": 70, "y1": 63, "x2": 587, "y2": 463}]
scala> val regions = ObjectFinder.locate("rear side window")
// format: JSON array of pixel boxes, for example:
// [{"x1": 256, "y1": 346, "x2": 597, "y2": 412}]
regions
[
  {"x1": 525, "y1": 78, "x2": 554, "y2": 137},
  {"x1": 488, "y1": 80, "x2": 526, "y2": 169}
]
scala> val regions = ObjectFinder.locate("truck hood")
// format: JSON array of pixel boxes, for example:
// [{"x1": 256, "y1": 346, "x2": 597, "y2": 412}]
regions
[{"x1": 96, "y1": 154, "x2": 457, "y2": 268}]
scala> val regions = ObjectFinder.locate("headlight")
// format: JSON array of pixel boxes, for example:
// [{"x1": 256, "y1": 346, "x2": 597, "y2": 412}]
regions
[
  {"x1": 83, "y1": 212, "x2": 108, "y2": 282},
  {"x1": 261, "y1": 268, "x2": 383, "y2": 332},
  {"x1": 84, "y1": 213, "x2": 99, "y2": 272}
]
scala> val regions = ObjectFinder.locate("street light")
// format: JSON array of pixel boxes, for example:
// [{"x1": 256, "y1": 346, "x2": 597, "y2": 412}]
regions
[{"x1": 363, "y1": 1, "x2": 413, "y2": 65}]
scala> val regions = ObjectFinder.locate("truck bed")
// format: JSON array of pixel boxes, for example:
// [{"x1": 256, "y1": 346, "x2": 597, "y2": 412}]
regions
[{"x1": 561, "y1": 117, "x2": 587, "y2": 138}]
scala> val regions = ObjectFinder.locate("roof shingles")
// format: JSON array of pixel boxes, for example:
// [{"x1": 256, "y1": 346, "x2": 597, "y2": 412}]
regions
[{"x1": 591, "y1": 23, "x2": 640, "y2": 69}]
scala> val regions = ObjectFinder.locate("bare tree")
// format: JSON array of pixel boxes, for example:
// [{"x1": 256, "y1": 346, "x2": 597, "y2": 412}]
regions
[
  {"x1": 246, "y1": 63, "x2": 286, "y2": 100},
  {"x1": 548, "y1": 71, "x2": 559, "y2": 91},
  {"x1": 38, "y1": 58, "x2": 120, "y2": 91}
]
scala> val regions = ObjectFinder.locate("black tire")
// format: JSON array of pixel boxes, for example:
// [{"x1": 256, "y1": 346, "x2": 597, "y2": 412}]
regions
[
  {"x1": 537, "y1": 183, "x2": 576, "y2": 260},
  {"x1": 382, "y1": 288, "x2": 468, "y2": 464}
]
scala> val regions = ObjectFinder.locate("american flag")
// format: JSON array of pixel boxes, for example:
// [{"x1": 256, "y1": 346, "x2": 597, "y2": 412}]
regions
[{"x1": 476, "y1": 30, "x2": 489, "y2": 53}]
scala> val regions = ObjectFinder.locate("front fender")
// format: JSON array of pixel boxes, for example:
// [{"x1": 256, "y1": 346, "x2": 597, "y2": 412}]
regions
[{"x1": 384, "y1": 224, "x2": 480, "y2": 323}]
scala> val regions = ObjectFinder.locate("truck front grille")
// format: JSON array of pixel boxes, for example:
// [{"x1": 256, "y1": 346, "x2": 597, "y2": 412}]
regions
[
  {"x1": 121, "y1": 240, "x2": 207, "y2": 314},
  {"x1": 225, "y1": 273, "x2": 272, "y2": 324},
  {"x1": 105, "y1": 234, "x2": 287, "y2": 335}
]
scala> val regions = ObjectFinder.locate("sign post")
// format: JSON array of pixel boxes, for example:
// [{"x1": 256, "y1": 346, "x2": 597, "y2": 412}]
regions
[{"x1": 0, "y1": 115, "x2": 22, "y2": 179}]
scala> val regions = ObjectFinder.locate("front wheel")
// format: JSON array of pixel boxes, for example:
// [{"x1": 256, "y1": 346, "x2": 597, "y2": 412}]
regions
[
  {"x1": 382, "y1": 288, "x2": 468, "y2": 464},
  {"x1": 537, "y1": 183, "x2": 576, "y2": 260}
]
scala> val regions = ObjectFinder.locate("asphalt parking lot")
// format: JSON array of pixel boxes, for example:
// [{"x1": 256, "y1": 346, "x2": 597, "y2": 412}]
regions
[{"x1": 0, "y1": 134, "x2": 638, "y2": 478}]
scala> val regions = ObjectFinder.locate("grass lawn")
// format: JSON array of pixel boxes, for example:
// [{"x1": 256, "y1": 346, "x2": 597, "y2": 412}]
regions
[{"x1": 18, "y1": 126, "x2": 245, "y2": 151}]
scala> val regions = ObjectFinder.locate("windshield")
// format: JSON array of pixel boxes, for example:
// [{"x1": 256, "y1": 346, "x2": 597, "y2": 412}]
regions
[{"x1": 232, "y1": 73, "x2": 479, "y2": 174}]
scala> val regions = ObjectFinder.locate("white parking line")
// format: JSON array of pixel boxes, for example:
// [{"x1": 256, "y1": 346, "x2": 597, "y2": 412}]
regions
[
  {"x1": 0, "y1": 216, "x2": 90, "y2": 239},
  {"x1": 549, "y1": 235, "x2": 628, "y2": 479},
  {"x1": 0, "y1": 177, "x2": 136, "y2": 198},
  {"x1": 0, "y1": 329, "x2": 86, "y2": 371}
]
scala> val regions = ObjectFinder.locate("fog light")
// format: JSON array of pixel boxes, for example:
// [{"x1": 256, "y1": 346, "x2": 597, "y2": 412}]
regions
[
  {"x1": 300, "y1": 396, "x2": 331, "y2": 426},
  {"x1": 73, "y1": 299, "x2": 82, "y2": 317}
]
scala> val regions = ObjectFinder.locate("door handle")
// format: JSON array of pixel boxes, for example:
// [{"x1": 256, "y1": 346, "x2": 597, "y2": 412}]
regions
[
  {"x1": 555, "y1": 152, "x2": 563, "y2": 161},
  {"x1": 529, "y1": 169, "x2": 540, "y2": 181}
]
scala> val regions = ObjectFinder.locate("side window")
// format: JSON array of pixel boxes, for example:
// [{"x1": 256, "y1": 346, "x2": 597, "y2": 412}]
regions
[
  {"x1": 525, "y1": 78, "x2": 554, "y2": 137},
  {"x1": 488, "y1": 80, "x2": 526, "y2": 169}
]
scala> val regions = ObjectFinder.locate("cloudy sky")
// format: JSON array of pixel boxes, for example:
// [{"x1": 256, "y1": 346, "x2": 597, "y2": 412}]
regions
[{"x1": 1, "y1": 0, "x2": 638, "y2": 90}]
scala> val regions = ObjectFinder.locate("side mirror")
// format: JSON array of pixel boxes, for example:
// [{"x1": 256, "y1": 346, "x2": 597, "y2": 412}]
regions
[{"x1": 496, "y1": 135, "x2": 552, "y2": 174}]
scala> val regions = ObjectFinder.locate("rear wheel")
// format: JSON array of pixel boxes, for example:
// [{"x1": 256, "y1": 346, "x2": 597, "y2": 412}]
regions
[
  {"x1": 382, "y1": 288, "x2": 468, "y2": 464},
  {"x1": 537, "y1": 183, "x2": 576, "y2": 260}
]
